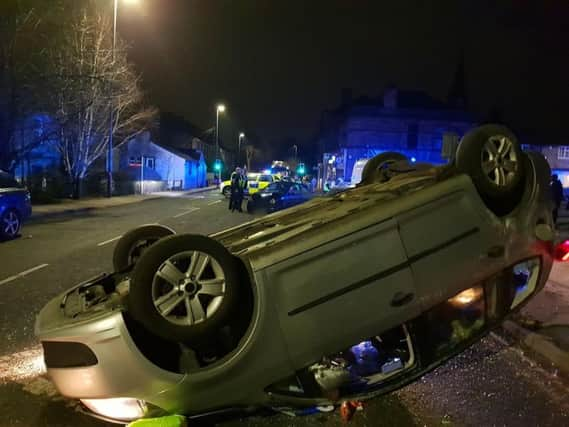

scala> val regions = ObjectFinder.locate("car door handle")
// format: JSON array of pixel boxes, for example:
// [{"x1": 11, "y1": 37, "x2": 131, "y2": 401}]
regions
[{"x1": 391, "y1": 292, "x2": 414, "y2": 307}]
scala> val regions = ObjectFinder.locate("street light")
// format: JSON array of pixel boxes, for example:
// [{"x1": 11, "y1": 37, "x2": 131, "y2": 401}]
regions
[
  {"x1": 238, "y1": 132, "x2": 245, "y2": 168},
  {"x1": 215, "y1": 104, "x2": 225, "y2": 183},
  {"x1": 107, "y1": 0, "x2": 139, "y2": 198}
]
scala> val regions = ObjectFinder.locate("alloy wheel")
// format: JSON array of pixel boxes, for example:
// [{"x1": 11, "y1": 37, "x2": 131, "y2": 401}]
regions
[
  {"x1": 2, "y1": 211, "x2": 20, "y2": 237},
  {"x1": 151, "y1": 250, "x2": 226, "y2": 326},
  {"x1": 481, "y1": 135, "x2": 519, "y2": 188}
]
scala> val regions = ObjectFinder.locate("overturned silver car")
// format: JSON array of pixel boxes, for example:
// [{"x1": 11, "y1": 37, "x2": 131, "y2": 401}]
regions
[{"x1": 35, "y1": 125, "x2": 558, "y2": 423}]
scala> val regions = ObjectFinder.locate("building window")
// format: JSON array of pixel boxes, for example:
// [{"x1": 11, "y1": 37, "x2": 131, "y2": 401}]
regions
[
  {"x1": 145, "y1": 157, "x2": 156, "y2": 169},
  {"x1": 129, "y1": 157, "x2": 142, "y2": 166},
  {"x1": 558, "y1": 146, "x2": 569, "y2": 160}
]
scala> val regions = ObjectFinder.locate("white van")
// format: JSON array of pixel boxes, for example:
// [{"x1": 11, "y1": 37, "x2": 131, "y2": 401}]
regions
[{"x1": 350, "y1": 159, "x2": 369, "y2": 185}]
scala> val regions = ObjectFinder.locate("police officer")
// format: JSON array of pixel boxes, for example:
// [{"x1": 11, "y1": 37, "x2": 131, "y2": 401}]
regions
[{"x1": 229, "y1": 167, "x2": 241, "y2": 212}]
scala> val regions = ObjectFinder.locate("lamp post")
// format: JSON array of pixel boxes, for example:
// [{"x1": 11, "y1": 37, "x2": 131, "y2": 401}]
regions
[
  {"x1": 238, "y1": 132, "x2": 245, "y2": 167},
  {"x1": 215, "y1": 104, "x2": 225, "y2": 183},
  {"x1": 107, "y1": 0, "x2": 139, "y2": 197},
  {"x1": 292, "y1": 144, "x2": 298, "y2": 162}
]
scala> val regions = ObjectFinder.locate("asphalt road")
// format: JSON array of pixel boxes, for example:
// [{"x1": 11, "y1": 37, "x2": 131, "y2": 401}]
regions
[{"x1": 0, "y1": 190, "x2": 568, "y2": 426}]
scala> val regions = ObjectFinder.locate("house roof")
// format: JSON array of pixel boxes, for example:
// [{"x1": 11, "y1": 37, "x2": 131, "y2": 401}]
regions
[
  {"x1": 326, "y1": 88, "x2": 474, "y2": 124},
  {"x1": 156, "y1": 112, "x2": 235, "y2": 153},
  {"x1": 153, "y1": 141, "x2": 203, "y2": 162}
]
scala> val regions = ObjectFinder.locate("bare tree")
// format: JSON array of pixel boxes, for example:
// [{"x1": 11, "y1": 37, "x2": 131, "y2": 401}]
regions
[
  {"x1": 46, "y1": 3, "x2": 155, "y2": 198},
  {"x1": 245, "y1": 144, "x2": 260, "y2": 171},
  {"x1": 0, "y1": 1, "x2": 46, "y2": 173}
]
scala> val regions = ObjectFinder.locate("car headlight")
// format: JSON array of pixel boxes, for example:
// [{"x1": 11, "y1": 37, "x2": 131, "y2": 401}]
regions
[
  {"x1": 80, "y1": 398, "x2": 146, "y2": 422},
  {"x1": 260, "y1": 193, "x2": 272, "y2": 197},
  {"x1": 447, "y1": 286, "x2": 483, "y2": 308}
]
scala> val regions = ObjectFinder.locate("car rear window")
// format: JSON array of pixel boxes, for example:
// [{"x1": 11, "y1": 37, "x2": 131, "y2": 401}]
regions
[
  {"x1": 259, "y1": 175, "x2": 272, "y2": 182},
  {"x1": 0, "y1": 173, "x2": 20, "y2": 188}
]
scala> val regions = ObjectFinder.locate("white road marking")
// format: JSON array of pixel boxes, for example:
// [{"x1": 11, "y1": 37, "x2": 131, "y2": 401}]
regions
[
  {"x1": 0, "y1": 345, "x2": 45, "y2": 383},
  {"x1": 97, "y1": 235, "x2": 123, "y2": 247},
  {"x1": 0, "y1": 264, "x2": 50, "y2": 287},
  {"x1": 207, "y1": 200, "x2": 222, "y2": 206},
  {"x1": 173, "y1": 207, "x2": 200, "y2": 218}
]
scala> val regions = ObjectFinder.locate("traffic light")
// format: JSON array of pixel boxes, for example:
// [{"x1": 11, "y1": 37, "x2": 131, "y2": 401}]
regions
[
  {"x1": 214, "y1": 160, "x2": 222, "y2": 172},
  {"x1": 297, "y1": 163, "x2": 306, "y2": 176}
]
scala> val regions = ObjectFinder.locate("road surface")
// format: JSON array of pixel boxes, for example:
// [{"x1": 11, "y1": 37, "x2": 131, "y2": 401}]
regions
[{"x1": 0, "y1": 190, "x2": 568, "y2": 426}]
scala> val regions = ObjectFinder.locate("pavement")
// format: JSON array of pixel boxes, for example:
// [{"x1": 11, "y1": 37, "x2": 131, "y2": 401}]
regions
[
  {"x1": 501, "y1": 208, "x2": 569, "y2": 378},
  {"x1": 30, "y1": 186, "x2": 218, "y2": 220},
  {"x1": 1, "y1": 193, "x2": 569, "y2": 426}
]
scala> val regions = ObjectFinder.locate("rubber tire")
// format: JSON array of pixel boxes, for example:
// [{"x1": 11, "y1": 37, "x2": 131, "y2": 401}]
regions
[
  {"x1": 222, "y1": 186, "x2": 231, "y2": 198},
  {"x1": 360, "y1": 152, "x2": 408, "y2": 184},
  {"x1": 456, "y1": 124, "x2": 525, "y2": 215},
  {"x1": 113, "y1": 224, "x2": 176, "y2": 272},
  {"x1": 0, "y1": 209, "x2": 21, "y2": 240},
  {"x1": 128, "y1": 234, "x2": 242, "y2": 344}
]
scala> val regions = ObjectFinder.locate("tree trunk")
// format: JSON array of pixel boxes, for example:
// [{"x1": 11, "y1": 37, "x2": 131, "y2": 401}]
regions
[{"x1": 72, "y1": 177, "x2": 83, "y2": 199}]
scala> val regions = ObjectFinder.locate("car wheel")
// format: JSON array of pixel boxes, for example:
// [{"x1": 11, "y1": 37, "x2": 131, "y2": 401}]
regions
[
  {"x1": 268, "y1": 197, "x2": 278, "y2": 212},
  {"x1": 113, "y1": 224, "x2": 176, "y2": 272},
  {"x1": 0, "y1": 209, "x2": 21, "y2": 240},
  {"x1": 128, "y1": 234, "x2": 242, "y2": 344},
  {"x1": 360, "y1": 152, "x2": 408, "y2": 185},
  {"x1": 456, "y1": 124, "x2": 525, "y2": 215},
  {"x1": 222, "y1": 186, "x2": 231, "y2": 198}
]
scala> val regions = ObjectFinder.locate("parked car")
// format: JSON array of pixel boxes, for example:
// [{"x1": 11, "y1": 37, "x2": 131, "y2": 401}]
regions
[
  {"x1": 247, "y1": 181, "x2": 311, "y2": 214},
  {"x1": 0, "y1": 171, "x2": 31, "y2": 240},
  {"x1": 220, "y1": 173, "x2": 279, "y2": 198},
  {"x1": 36, "y1": 126, "x2": 562, "y2": 424},
  {"x1": 219, "y1": 173, "x2": 257, "y2": 198},
  {"x1": 246, "y1": 173, "x2": 279, "y2": 196}
]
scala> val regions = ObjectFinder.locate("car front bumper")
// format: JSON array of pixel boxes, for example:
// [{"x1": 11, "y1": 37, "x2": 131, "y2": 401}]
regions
[{"x1": 35, "y1": 294, "x2": 184, "y2": 419}]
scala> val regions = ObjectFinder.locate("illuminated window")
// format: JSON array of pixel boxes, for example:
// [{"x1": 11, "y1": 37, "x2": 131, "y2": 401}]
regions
[
  {"x1": 145, "y1": 157, "x2": 155, "y2": 169},
  {"x1": 128, "y1": 157, "x2": 142, "y2": 166},
  {"x1": 558, "y1": 146, "x2": 569, "y2": 160}
]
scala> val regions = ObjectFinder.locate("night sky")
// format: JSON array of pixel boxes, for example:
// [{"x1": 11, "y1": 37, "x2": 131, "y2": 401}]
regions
[{"x1": 119, "y1": 0, "x2": 569, "y2": 158}]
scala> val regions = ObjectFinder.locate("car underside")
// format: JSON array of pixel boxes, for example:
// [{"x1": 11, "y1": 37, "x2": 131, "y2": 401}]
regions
[{"x1": 35, "y1": 125, "x2": 559, "y2": 423}]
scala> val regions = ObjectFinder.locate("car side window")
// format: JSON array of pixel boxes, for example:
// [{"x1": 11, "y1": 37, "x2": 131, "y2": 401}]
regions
[{"x1": 0, "y1": 174, "x2": 19, "y2": 188}]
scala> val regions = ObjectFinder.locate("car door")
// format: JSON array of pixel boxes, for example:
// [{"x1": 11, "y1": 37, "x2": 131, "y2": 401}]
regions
[
  {"x1": 0, "y1": 173, "x2": 21, "y2": 212},
  {"x1": 295, "y1": 184, "x2": 311, "y2": 206},
  {"x1": 397, "y1": 188, "x2": 505, "y2": 311},
  {"x1": 264, "y1": 218, "x2": 421, "y2": 369},
  {"x1": 279, "y1": 184, "x2": 297, "y2": 208}
]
